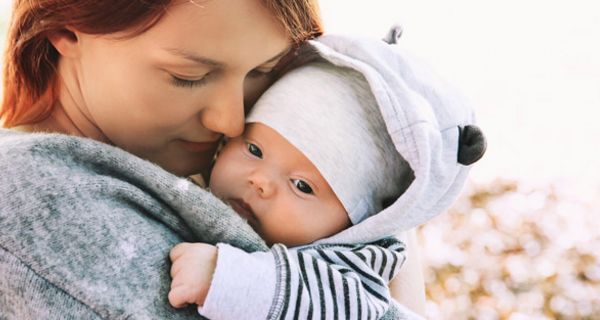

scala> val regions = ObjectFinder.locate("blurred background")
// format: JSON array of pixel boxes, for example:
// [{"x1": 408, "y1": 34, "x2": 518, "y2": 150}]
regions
[
  {"x1": 319, "y1": 1, "x2": 600, "y2": 319},
  {"x1": 1, "y1": 0, "x2": 599, "y2": 318}
]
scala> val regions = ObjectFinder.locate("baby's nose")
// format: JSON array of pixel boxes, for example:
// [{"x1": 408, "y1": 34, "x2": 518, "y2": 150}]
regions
[{"x1": 248, "y1": 175, "x2": 276, "y2": 198}]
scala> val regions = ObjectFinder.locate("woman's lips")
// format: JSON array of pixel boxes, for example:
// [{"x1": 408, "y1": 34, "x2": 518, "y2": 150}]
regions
[
  {"x1": 228, "y1": 199, "x2": 258, "y2": 223},
  {"x1": 178, "y1": 139, "x2": 219, "y2": 153}
]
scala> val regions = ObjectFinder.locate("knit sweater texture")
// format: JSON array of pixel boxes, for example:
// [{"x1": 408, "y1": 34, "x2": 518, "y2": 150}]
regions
[{"x1": 0, "y1": 129, "x2": 409, "y2": 319}]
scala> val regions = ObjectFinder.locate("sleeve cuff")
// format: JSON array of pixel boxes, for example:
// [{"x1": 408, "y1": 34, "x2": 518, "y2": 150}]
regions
[{"x1": 198, "y1": 243, "x2": 277, "y2": 320}]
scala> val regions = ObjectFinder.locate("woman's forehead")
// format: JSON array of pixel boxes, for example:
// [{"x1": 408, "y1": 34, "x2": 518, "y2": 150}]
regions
[{"x1": 133, "y1": 0, "x2": 290, "y2": 69}]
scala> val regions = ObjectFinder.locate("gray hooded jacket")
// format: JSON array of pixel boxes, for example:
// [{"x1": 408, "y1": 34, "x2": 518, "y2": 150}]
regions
[{"x1": 198, "y1": 32, "x2": 485, "y2": 319}]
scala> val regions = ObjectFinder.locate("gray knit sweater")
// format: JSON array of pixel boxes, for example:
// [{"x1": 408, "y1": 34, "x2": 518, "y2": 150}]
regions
[{"x1": 0, "y1": 129, "x2": 409, "y2": 319}]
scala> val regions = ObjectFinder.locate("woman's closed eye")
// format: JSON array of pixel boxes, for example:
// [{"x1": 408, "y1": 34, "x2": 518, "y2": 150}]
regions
[
  {"x1": 291, "y1": 179, "x2": 313, "y2": 194},
  {"x1": 247, "y1": 142, "x2": 263, "y2": 158},
  {"x1": 170, "y1": 72, "x2": 212, "y2": 88}
]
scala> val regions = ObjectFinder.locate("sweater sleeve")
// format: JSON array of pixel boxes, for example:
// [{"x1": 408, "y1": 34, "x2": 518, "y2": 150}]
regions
[{"x1": 200, "y1": 238, "x2": 408, "y2": 320}]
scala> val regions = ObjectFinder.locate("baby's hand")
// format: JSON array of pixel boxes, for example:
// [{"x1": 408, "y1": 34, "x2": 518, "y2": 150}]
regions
[{"x1": 168, "y1": 242, "x2": 218, "y2": 308}]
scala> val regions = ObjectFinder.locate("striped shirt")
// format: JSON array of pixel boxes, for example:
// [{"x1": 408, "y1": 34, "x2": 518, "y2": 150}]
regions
[{"x1": 200, "y1": 238, "x2": 406, "y2": 320}]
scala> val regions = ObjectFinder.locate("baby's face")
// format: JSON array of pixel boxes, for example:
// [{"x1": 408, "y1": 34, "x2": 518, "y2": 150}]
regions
[{"x1": 209, "y1": 123, "x2": 350, "y2": 246}]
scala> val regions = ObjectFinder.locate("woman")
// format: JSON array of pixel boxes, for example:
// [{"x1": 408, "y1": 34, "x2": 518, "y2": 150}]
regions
[{"x1": 0, "y1": 0, "x2": 424, "y2": 318}]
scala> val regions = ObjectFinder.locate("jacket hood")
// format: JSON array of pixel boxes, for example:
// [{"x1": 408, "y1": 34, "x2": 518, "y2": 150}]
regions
[{"x1": 309, "y1": 31, "x2": 486, "y2": 244}]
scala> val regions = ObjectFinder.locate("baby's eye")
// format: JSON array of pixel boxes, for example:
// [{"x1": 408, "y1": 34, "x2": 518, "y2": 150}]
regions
[
  {"x1": 247, "y1": 143, "x2": 263, "y2": 158},
  {"x1": 291, "y1": 179, "x2": 313, "y2": 194}
]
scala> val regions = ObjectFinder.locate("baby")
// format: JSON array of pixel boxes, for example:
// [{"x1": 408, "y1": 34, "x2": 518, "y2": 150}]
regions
[
  {"x1": 169, "y1": 34, "x2": 485, "y2": 320},
  {"x1": 170, "y1": 62, "x2": 413, "y2": 319}
]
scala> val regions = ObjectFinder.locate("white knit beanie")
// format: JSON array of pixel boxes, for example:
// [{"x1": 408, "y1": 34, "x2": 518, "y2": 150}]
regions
[{"x1": 247, "y1": 62, "x2": 413, "y2": 224}]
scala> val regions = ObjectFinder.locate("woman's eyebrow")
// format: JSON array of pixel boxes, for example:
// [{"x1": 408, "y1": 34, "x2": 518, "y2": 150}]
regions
[
  {"x1": 164, "y1": 48, "x2": 224, "y2": 67},
  {"x1": 163, "y1": 47, "x2": 290, "y2": 68}
]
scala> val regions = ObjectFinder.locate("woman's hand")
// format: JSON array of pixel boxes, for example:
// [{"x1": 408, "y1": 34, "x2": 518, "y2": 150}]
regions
[{"x1": 168, "y1": 243, "x2": 218, "y2": 308}]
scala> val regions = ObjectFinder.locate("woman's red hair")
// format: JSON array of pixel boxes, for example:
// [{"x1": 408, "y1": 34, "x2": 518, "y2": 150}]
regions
[{"x1": 1, "y1": 0, "x2": 322, "y2": 128}]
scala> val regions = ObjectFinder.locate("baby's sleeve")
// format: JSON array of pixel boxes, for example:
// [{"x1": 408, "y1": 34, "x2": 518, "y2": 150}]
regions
[
  {"x1": 198, "y1": 243, "x2": 279, "y2": 320},
  {"x1": 200, "y1": 238, "x2": 414, "y2": 320},
  {"x1": 274, "y1": 238, "x2": 407, "y2": 319}
]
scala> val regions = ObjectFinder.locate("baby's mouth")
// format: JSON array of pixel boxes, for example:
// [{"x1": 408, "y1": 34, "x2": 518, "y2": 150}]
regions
[{"x1": 228, "y1": 198, "x2": 258, "y2": 224}]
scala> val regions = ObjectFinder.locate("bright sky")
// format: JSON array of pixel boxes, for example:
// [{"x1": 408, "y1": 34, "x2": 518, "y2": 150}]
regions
[
  {"x1": 320, "y1": 0, "x2": 600, "y2": 187},
  {"x1": 1, "y1": 0, "x2": 599, "y2": 187}
]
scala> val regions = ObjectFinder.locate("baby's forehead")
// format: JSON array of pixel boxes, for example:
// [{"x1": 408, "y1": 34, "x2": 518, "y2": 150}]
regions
[
  {"x1": 245, "y1": 122, "x2": 334, "y2": 188},
  {"x1": 244, "y1": 122, "x2": 307, "y2": 164}
]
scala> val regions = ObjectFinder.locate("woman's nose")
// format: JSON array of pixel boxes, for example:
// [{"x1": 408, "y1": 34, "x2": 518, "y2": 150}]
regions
[
  {"x1": 200, "y1": 80, "x2": 245, "y2": 138},
  {"x1": 248, "y1": 172, "x2": 276, "y2": 198}
]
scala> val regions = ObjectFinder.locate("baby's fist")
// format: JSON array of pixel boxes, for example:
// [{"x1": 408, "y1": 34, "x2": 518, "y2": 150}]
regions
[{"x1": 168, "y1": 242, "x2": 218, "y2": 308}]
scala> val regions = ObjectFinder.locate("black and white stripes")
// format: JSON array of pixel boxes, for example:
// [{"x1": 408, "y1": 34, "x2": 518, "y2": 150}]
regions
[{"x1": 269, "y1": 239, "x2": 406, "y2": 320}]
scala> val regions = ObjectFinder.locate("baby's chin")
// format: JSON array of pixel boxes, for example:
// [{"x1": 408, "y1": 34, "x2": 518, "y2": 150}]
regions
[{"x1": 260, "y1": 231, "x2": 317, "y2": 248}]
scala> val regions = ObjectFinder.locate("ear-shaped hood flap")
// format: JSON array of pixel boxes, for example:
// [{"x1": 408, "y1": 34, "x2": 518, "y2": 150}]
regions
[{"x1": 309, "y1": 34, "x2": 486, "y2": 244}]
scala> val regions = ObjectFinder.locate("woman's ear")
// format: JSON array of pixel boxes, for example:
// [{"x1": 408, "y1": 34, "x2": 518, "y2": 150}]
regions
[{"x1": 47, "y1": 27, "x2": 81, "y2": 58}]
